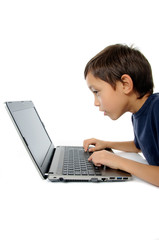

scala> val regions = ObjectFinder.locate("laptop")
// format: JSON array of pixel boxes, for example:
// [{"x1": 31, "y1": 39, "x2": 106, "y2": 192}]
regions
[{"x1": 5, "y1": 101, "x2": 132, "y2": 182}]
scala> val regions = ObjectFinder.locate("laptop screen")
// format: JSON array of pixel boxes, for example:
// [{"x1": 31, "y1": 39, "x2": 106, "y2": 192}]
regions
[{"x1": 6, "y1": 101, "x2": 54, "y2": 178}]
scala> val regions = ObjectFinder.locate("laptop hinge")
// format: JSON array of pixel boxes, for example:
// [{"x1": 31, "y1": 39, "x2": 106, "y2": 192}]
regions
[{"x1": 44, "y1": 147, "x2": 56, "y2": 176}]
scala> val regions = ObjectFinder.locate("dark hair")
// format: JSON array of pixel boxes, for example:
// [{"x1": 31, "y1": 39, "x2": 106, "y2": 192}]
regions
[{"x1": 84, "y1": 44, "x2": 154, "y2": 98}]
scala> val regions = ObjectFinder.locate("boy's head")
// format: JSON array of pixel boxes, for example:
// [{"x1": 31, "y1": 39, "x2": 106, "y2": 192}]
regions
[{"x1": 84, "y1": 44, "x2": 154, "y2": 99}]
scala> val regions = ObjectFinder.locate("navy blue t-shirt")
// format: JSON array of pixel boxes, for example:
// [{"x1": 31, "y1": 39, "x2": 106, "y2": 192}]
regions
[{"x1": 132, "y1": 93, "x2": 159, "y2": 166}]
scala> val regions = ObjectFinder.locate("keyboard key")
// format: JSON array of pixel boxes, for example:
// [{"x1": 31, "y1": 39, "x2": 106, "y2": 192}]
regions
[{"x1": 62, "y1": 147, "x2": 102, "y2": 176}]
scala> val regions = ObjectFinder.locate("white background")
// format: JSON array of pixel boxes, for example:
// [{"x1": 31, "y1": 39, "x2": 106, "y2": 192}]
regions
[{"x1": 0, "y1": 0, "x2": 159, "y2": 240}]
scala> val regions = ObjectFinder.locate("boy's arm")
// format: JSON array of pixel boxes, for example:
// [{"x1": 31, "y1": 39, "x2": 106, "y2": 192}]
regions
[
  {"x1": 107, "y1": 141, "x2": 141, "y2": 153},
  {"x1": 88, "y1": 150, "x2": 159, "y2": 187},
  {"x1": 118, "y1": 156, "x2": 159, "y2": 187},
  {"x1": 83, "y1": 138, "x2": 140, "y2": 153}
]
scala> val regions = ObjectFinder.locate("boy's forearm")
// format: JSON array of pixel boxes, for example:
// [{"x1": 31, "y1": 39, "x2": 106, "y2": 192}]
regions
[
  {"x1": 117, "y1": 156, "x2": 159, "y2": 187},
  {"x1": 107, "y1": 141, "x2": 140, "y2": 153}
]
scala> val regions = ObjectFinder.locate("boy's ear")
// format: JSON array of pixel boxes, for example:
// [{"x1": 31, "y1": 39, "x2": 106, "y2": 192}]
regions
[{"x1": 120, "y1": 74, "x2": 133, "y2": 94}]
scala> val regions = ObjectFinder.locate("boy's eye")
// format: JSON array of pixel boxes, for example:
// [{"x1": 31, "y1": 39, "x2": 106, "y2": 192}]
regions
[
  {"x1": 93, "y1": 90, "x2": 97, "y2": 93},
  {"x1": 93, "y1": 90, "x2": 99, "y2": 95}
]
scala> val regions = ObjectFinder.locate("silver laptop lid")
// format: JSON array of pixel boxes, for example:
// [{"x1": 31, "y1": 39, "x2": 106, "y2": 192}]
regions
[{"x1": 5, "y1": 101, "x2": 54, "y2": 179}]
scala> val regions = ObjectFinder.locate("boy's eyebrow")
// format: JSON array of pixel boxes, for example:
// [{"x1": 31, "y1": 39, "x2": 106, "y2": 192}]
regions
[
  {"x1": 88, "y1": 85, "x2": 96, "y2": 90},
  {"x1": 89, "y1": 85, "x2": 99, "y2": 91},
  {"x1": 88, "y1": 86, "x2": 94, "y2": 92}
]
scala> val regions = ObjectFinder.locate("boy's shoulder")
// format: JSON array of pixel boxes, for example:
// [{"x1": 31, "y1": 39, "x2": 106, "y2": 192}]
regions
[
  {"x1": 151, "y1": 92, "x2": 159, "y2": 100},
  {"x1": 132, "y1": 93, "x2": 159, "y2": 120},
  {"x1": 148, "y1": 93, "x2": 159, "y2": 121},
  {"x1": 150, "y1": 93, "x2": 159, "y2": 109}
]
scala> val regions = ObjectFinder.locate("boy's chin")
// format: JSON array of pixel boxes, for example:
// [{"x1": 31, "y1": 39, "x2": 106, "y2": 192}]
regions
[
  {"x1": 108, "y1": 113, "x2": 122, "y2": 120},
  {"x1": 110, "y1": 116, "x2": 119, "y2": 121}
]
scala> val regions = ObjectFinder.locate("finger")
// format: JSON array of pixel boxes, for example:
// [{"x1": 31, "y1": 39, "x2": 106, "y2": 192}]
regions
[
  {"x1": 83, "y1": 139, "x2": 90, "y2": 151},
  {"x1": 88, "y1": 154, "x2": 93, "y2": 161},
  {"x1": 95, "y1": 163, "x2": 102, "y2": 167},
  {"x1": 83, "y1": 138, "x2": 96, "y2": 152},
  {"x1": 88, "y1": 147, "x2": 96, "y2": 152}
]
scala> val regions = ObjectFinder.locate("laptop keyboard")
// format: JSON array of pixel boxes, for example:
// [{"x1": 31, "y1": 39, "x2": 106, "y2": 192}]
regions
[{"x1": 62, "y1": 147, "x2": 101, "y2": 176}]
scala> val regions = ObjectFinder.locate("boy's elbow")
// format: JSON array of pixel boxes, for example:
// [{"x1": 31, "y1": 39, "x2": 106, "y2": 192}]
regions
[
  {"x1": 132, "y1": 141, "x2": 141, "y2": 153},
  {"x1": 134, "y1": 148, "x2": 141, "y2": 153},
  {"x1": 151, "y1": 167, "x2": 159, "y2": 187},
  {"x1": 153, "y1": 181, "x2": 159, "y2": 187}
]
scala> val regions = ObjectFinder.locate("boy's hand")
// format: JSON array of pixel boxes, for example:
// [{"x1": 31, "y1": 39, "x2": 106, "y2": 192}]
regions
[
  {"x1": 88, "y1": 150, "x2": 120, "y2": 169},
  {"x1": 83, "y1": 138, "x2": 108, "y2": 152}
]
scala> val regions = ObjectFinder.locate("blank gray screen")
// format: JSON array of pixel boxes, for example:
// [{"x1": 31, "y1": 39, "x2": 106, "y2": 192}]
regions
[{"x1": 13, "y1": 108, "x2": 51, "y2": 167}]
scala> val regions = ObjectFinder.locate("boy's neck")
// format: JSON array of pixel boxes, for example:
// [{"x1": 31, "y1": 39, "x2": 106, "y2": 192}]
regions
[{"x1": 129, "y1": 93, "x2": 151, "y2": 114}]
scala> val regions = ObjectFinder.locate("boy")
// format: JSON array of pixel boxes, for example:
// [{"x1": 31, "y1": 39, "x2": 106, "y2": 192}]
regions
[{"x1": 83, "y1": 44, "x2": 159, "y2": 187}]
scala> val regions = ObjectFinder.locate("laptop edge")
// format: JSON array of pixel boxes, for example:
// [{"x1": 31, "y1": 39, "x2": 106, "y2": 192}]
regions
[{"x1": 5, "y1": 101, "x2": 132, "y2": 182}]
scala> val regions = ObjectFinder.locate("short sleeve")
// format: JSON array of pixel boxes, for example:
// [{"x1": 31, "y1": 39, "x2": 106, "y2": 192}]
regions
[
  {"x1": 152, "y1": 100, "x2": 159, "y2": 148},
  {"x1": 131, "y1": 115, "x2": 140, "y2": 150},
  {"x1": 134, "y1": 135, "x2": 140, "y2": 149}
]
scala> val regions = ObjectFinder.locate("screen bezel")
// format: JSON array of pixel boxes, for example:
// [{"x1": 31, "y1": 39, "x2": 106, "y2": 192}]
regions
[{"x1": 5, "y1": 101, "x2": 55, "y2": 179}]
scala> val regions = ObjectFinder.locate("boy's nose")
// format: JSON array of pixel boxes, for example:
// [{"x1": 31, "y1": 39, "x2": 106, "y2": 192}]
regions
[{"x1": 94, "y1": 97, "x2": 100, "y2": 107}]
